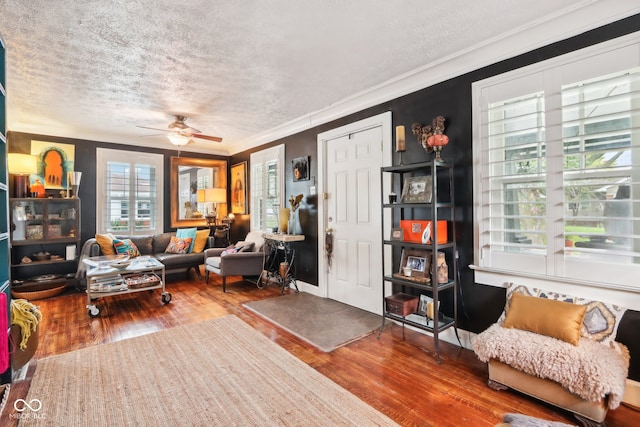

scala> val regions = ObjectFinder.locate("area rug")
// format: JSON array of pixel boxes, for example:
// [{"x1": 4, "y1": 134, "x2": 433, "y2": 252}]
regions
[
  {"x1": 243, "y1": 292, "x2": 382, "y2": 352},
  {"x1": 17, "y1": 315, "x2": 397, "y2": 427}
]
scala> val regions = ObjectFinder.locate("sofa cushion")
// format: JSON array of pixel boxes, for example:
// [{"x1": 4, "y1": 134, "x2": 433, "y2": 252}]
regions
[
  {"x1": 119, "y1": 235, "x2": 154, "y2": 255},
  {"x1": 113, "y1": 238, "x2": 141, "y2": 258},
  {"x1": 176, "y1": 228, "x2": 197, "y2": 253},
  {"x1": 503, "y1": 293, "x2": 586, "y2": 345},
  {"x1": 165, "y1": 236, "x2": 193, "y2": 254},
  {"x1": 244, "y1": 231, "x2": 265, "y2": 252},
  {"x1": 154, "y1": 251, "x2": 204, "y2": 268},
  {"x1": 192, "y1": 229, "x2": 210, "y2": 253},
  {"x1": 95, "y1": 233, "x2": 117, "y2": 255},
  {"x1": 153, "y1": 232, "x2": 173, "y2": 253}
]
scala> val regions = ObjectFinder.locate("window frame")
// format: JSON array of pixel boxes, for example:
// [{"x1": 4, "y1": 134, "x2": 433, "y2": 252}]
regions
[
  {"x1": 96, "y1": 148, "x2": 164, "y2": 235},
  {"x1": 472, "y1": 31, "x2": 640, "y2": 292},
  {"x1": 250, "y1": 144, "x2": 285, "y2": 231}
]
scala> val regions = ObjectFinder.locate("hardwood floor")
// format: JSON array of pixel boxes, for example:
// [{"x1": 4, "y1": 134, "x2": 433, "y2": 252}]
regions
[{"x1": 6, "y1": 271, "x2": 640, "y2": 426}]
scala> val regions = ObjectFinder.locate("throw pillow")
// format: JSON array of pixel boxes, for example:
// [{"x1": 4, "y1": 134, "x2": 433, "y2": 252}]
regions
[
  {"x1": 503, "y1": 293, "x2": 587, "y2": 345},
  {"x1": 112, "y1": 238, "x2": 141, "y2": 258},
  {"x1": 221, "y1": 245, "x2": 239, "y2": 257},
  {"x1": 165, "y1": 236, "x2": 194, "y2": 254},
  {"x1": 191, "y1": 229, "x2": 210, "y2": 253},
  {"x1": 501, "y1": 282, "x2": 627, "y2": 345},
  {"x1": 236, "y1": 241, "x2": 255, "y2": 252},
  {"x1": 176, "y1": 227, "x2": 197, "y2": 253},
  {"x1": 95, "y1": 233, "x2": 117, "y2": 255}
]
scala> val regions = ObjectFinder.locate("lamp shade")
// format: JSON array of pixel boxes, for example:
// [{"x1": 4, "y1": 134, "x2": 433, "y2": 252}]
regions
[
  {"x1": 167, "y1": 133, "x2": 191, "y2": 146},
  {"x1": 197, "y1": 189, "x2": 206, "y2": 203},
  {"x1": 204, "y1": 188, "x2": 227, "y2": 203},
  {"x1": 8, "y1": 153, "x2": 37, "y2": 175}
]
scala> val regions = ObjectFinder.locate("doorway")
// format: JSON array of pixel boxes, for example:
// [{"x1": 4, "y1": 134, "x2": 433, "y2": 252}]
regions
[{"x1": 315, "y1": 112, "x2": 392, "y2": 314}]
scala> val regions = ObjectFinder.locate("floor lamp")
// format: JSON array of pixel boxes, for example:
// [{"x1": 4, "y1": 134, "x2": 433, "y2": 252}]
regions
[{"x1": 8, "y1": 153, "x2": 37, "y2": 198}]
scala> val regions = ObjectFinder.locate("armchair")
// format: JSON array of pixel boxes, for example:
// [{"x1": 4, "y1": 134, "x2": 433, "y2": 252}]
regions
[{"x1": 204, "y1": 231, "x2": 265, "y2": 292}]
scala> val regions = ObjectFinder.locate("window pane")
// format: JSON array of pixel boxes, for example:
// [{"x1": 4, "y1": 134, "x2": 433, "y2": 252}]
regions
[{"x1": 562, "y1": 68, "x2": 640, "y2": 263}]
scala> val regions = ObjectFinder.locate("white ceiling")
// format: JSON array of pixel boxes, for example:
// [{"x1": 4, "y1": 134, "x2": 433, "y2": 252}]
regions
[{"x1": 1, "y1": 1, "x2": 639, "y2": 155}]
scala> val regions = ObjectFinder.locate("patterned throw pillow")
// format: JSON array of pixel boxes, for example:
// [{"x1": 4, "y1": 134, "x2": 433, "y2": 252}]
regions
[
  {"x1": 112, "y1": 239, "x2": 140, "y2": 258},
  {"x1": 165, "y1": 236, "x2": 193, "y2": 254},
  {"x1": 176, "y1": 228, "x2": 197, "y2": 253},
  {"x1": 220, "y1": 245, "x2": 239, "y2": 257}
]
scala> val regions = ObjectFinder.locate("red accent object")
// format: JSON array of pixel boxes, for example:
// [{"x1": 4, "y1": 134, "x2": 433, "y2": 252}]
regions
[
  {"x1": 427, "y1": 133, "x2": 449, "y2": 148},
  {"x1": 0, "y1": 292, "x2": 8, "y2": 372},
  {"x1": 399, "y1": 220, "x2": 448, "y2": 244}
]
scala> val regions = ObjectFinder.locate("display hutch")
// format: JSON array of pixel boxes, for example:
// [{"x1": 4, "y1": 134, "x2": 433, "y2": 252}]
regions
[{"x1": 379, "y1": 159, "x2": 459, "y2": 363}]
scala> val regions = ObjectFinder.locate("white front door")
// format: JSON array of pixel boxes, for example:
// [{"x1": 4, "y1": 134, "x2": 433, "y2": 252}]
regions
[{"x1": 319, "y1": 113, "x2": 390, "y2": 313}]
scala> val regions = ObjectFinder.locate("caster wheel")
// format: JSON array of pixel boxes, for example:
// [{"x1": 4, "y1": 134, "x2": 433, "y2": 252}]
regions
[
  {"x1": 162, "y1": 293, "x2": 172, "y2": 304},
  {"x1": 88, "y1": 305, "x2": 101, "y2": 318}
]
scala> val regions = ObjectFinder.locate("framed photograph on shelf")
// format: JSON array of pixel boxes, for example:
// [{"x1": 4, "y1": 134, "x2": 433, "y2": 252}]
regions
[
  {"x1": 399, "y1": 248, "x2": 431, "y2": 281},
  {"x1": 390, "y1": 228, "x2": 404, "y2": 241},
  {"x1": 400, "y1": 176, "x2": 432, "y2": 203}
]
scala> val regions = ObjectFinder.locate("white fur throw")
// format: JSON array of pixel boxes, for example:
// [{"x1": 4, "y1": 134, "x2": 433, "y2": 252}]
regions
[{"x1": 473, "y1": 324, "x2": 629, "y2": 409}]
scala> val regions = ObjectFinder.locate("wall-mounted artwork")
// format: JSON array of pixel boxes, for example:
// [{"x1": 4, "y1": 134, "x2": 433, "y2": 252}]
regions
[
  {"x1": 292, "y1": 156, "x2": 309, "y2": 181},
  {"x1": 231, "y1": 162, "x2": 247, "y2": 214},
  {"x1": 30, "y1": 140, "x2": 75, "y2": 189}
]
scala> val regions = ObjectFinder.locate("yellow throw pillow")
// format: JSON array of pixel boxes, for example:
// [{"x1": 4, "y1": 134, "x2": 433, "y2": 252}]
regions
[
  {"x1": 95, "y1": 233, "x2": 116, "y2": 255},
  {"x1": 192, "y1": 229, "x2": 210, "y2": 253},
  {"x1": 503, "y1": 293, "x2": 587, "y2": 345}
]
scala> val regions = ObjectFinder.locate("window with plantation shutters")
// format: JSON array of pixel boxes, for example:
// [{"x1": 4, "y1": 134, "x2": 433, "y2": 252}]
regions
[
  {"x1": 473, "y1": 33, "x2": 640, "y2": 290},
  {"x1": 250, "y1": 145, "x2": 285, "y2": 231},
  {"x1": 96, "y1": 148, "x2": 163, "y2": 235}
]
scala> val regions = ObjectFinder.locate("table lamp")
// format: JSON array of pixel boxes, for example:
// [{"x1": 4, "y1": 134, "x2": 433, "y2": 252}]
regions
[
  {"x1": 8, "y1": 153, "x2": 37, "y2": 198},
  {"x1": 204, "y1": 188, "x2": 227, "y2": 226}
]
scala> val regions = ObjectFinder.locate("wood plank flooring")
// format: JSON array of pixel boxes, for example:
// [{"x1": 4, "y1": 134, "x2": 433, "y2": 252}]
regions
[{"x1": 5, "y1": 271, "x2": 640, "y2": 426}]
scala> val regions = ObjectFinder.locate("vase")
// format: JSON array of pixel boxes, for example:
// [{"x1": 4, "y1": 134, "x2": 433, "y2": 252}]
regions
[
  {"x1": 288, "y1": 209, "x2": 302, "y2": 235},
  {"x1": 279, "y1": 208, "x2": 290, "y2": 234}
]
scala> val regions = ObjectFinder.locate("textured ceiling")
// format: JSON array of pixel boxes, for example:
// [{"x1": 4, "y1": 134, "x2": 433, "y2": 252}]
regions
[{"x1": 0, "y1": 1, "x2": 638, "y2": 154}]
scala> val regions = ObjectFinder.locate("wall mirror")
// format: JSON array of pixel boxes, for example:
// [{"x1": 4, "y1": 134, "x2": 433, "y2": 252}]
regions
[{"x1": 170, "y1": 157, "x2": 227, "y2": 228}]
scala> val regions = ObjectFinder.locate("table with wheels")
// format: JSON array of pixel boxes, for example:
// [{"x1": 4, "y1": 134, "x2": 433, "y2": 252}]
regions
[
  {"x1": 260, "y1": 233, "x2": 304, "y2": 295},
  {"x1": 83, "y1": 255, "x2": 170, "y2": 317}
]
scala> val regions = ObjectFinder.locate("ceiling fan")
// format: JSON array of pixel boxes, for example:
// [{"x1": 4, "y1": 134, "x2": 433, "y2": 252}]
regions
[{"x1": 137, "y1": 115, "x2": 223, "y2": 145}]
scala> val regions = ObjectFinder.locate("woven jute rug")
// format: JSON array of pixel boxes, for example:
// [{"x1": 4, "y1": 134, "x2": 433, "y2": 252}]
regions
[
  {"x1": 244, "y1": 292, "x2": 382, "y2": 352},
  {"x1": 18, "y1": 315, "x2": 397, "y2": 427}
]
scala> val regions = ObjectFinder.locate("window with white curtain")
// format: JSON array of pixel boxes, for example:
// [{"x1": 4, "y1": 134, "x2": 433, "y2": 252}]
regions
[
  {"x1": 473, "y1": 33, "x2": 640, "y2": 290},
  {"x1": 96, "y1": 148, "x2": 164, "y2": 235},
  {"x1": 250, "y1": 145, "x2": 284, "y2": 231}
]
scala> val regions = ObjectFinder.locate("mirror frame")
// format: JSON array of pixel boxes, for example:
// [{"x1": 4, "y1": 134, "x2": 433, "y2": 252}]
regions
[{"x1": 170, "y1": 157, "x2": 228, "y2": 228}]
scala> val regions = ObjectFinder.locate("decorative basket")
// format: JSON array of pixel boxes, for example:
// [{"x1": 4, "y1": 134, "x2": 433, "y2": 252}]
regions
[{"x1": 124, "y1": 273, "x2": 161, "y2": 289}]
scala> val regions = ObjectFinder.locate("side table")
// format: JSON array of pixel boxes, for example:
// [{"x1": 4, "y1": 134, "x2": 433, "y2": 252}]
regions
[{"x1": 261, "y1": 233, "x2": 304, "y2": 295}]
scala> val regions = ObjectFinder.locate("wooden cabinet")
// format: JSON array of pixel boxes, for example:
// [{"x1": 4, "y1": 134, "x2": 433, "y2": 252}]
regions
[
  {"x1": 10, "y1": 198, "x2": 81, "y2": 287},
  {"x1": 380, "y1": 159, "x2": 459, "y2": 363}
]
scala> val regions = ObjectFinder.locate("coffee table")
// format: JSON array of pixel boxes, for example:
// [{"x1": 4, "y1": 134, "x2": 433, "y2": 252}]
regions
[{"x1": 83, "y1": 255, "x2": 170, "y2": 317}]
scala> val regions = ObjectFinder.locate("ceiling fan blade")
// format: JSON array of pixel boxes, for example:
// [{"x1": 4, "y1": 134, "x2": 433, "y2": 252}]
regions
[
  {"x1": 136, "y1": 125, "x2": 171, "y2": 133},
  {"x1": 192, "y1": 133, "x2": 223, "y2": 143}
]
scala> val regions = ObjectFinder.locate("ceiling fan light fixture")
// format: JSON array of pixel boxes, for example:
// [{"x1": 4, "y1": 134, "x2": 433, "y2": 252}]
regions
[{"x1": 167, "y1": 133, "x2": 191, "y2": 146}]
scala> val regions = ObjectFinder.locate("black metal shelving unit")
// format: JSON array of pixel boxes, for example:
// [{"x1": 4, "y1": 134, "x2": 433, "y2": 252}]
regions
[{"x1": 379, "y1": 159, "x2": 459, "y2": 363}]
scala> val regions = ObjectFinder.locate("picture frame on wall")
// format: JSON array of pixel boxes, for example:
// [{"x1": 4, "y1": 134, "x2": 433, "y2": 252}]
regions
[
  {"x1": 292, "y1": 156, "x2": 310, "y2": 181},
  {"x1": 231, "y1": 162, "x2": 247, "y2": 214},
  {"x1": 400, "y1": 176, "x2": 432, "y2": 204}
]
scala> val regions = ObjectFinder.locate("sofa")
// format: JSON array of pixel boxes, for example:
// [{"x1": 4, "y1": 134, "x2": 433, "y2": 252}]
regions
[
  {"x1": 473, "y1": 284, "x2": 631, "y2": 427},
  {"x1": 204, "y1": 230, "x2": 266, "y2": 292},
  {"x1": 77, "y1": 230, "x2": 209, "y2": 286}
]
